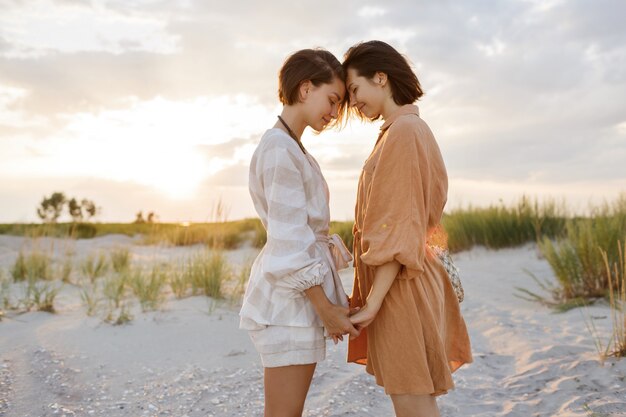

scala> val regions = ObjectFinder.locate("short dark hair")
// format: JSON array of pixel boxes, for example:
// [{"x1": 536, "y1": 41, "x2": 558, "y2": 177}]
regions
[
  {"x1": 278, "y1": 49, "x2": 347, "y2": 126},
  {"x1": 343, "y1": 40, "x2": 423, "y2": 106}
]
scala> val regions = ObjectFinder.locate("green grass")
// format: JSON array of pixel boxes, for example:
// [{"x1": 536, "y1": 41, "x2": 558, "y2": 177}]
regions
[
  {"x1": 443, "y1": 195, "x2": 568, "y2": 253},
  {"x1": 18, "y1": 276, "x2": 60, "y2": 313},
  {"x1": 103, "y1": 272, "x2": 128, "y2": 309},
  {"x1": 602, "y1": 242, "x2": 626, "y2": 358},
  {"x1": 110, "y1": 247, "x2": 131, "y2": 273},
  {"x1": 128, "y1": 265, "x2": 167, "y2": 311},
  {"x1": 80, "y1": 282, "x2": 99, "y2": 316},
  {"x1": 184, "y1": 250, "x2": 230, "y2": 299},
  {"x1": 11, "y1": 250, "x2": 53, "y2": 282},
  {"x1": 0, "y1": 270, "x2": 12, "y2": 313},
  {"x1": 538, "y1": 197, "x2": 626, "y2": 302},
  {"x1": 168, "y1": 267, "x2": 188, "y2": 299},
  {"x1": 59, "y1": 256, "x2": 73, "y2": 283},
  {"x1": 81, "y1": 252, "x2": 109, "y2": 283},
  {"x1": 0, "y1": 219, "x2": 262, "y2": 249}
]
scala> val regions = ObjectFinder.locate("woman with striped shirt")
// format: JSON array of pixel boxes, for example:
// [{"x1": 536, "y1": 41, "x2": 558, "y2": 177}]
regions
[{"x1": 239, "y1": 48, "x2": 358, "y2": 417}]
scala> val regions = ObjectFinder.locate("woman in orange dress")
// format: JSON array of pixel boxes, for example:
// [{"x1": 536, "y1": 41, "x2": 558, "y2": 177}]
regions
[{"x1": 343, "y1": 41, "x2": 473, "y2": 417}]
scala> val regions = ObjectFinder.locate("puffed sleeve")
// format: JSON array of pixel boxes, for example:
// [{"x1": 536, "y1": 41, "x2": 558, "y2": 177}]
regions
[
  {"x1": 359, "y1": 120, "x2": 427, "y2": 279},
  {"x1": 258, "y1": 143, "x2": 328, "y2": 296}
]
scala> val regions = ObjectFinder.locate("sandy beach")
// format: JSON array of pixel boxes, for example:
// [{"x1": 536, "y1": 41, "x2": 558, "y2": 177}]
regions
[{"x1": 1, "y1": 235, "x2": 625, "y2": 417}]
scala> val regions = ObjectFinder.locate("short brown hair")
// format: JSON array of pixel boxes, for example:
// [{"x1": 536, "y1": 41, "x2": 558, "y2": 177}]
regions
[
  {"x1": 278, "y1": 49, "x2": 347, "y2": 127},
  {"x1": 343, "y1": 40, "x2": 423, "y2": 106}
]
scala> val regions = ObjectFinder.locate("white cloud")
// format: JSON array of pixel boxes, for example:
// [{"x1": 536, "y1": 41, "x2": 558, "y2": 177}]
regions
[
  {"x1": 0, "y1": 0, "x2": 179, "y2": 57},
  {"x1": 358, "y1": 6, "x2": 387, "y2": 18},
  {"x1": 476, "y1": 37, "x2": 506, "y2": 57}
]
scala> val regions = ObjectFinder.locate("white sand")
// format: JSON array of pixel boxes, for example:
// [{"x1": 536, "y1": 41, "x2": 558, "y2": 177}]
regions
[{"x1": 0, "y1": 236, "x2": 625, "y2": 416}]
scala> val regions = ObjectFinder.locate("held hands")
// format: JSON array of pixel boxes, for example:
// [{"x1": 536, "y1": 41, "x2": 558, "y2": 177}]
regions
[
  {"x1": 321, "y1": 305, "x2": 361, "y2": 345},
  {"x1": 348, "y1": 302, "x2": 380, "y2": 339}
]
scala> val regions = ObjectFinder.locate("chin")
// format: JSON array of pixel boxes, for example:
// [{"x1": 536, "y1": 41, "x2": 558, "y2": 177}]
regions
[{"x1": 316, "y1": 121, "x2": 329, "y2": 131}]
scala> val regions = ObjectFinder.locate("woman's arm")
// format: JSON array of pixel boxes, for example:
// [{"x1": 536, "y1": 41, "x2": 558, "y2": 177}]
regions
[
  {"x1": 305, "y1": 286, "x2": 360, "y2": 339},
  {"x1": 349, "y1": 260, "x2": 401, "y2": 334}
]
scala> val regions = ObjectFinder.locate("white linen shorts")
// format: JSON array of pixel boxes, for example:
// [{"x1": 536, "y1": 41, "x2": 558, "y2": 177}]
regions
[{"x1": 248, "y1": 325, "x2": 326, "y2": 368}]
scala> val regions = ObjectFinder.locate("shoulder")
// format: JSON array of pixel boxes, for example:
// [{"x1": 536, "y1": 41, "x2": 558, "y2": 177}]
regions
[
  {"x1": 388, "y1": 113, "x2": 428, "y2": 137},
  {"x1": 256, "y1": 129, "x2": 306, "y2": 168},
  {"x1": 386, "y1": 114, "x2": 435, "y2": 148},
  {"x1": 259, "y1": 129, "x2": 303, "y2": 156}
]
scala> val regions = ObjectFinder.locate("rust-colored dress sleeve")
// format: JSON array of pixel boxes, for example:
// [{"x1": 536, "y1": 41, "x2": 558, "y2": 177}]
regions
[{"x1": 360, "y1": 118, "x2": 427, "y2": 279}]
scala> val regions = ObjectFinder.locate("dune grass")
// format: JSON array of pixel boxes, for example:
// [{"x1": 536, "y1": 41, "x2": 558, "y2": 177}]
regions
[
  {"x1": 110, "y1": 247, "x2": 131, "y2": 273},
  {"x1": 128, "y1": 265, "x2": 167, "y2": 312},
  {"x1": 80, "y1": 282, "x2": 99, "y2": 316},
  {"x1": 537, "y1": 197, "x2": 626, "y2": 302},
  {"x1": 103, "y1": 272, "x2": 128, "y2": 309},
  {"x1": 184, "y1": 250, "x2": 230, "y2": 299},
  {"x1": 11, "y1": 250, "x2": 53, "y2": 282},
  {"x1": 443, "y1": 196, "x2": 568, "y2": 253},
  {"x1": 602, "y1": 242, "x2": 626, "y2": 358},
  {"x1": 81, "y1": 252, "x2": 109, "y2": 283},
  {"x1": 0, "y1": 219, "x2": 262, "y2": 249}
]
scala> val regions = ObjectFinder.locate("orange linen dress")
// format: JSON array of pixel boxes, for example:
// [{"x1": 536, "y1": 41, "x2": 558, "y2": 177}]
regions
[{"x1": 348, "y1": 104, "x2": 473, "y2": 396}]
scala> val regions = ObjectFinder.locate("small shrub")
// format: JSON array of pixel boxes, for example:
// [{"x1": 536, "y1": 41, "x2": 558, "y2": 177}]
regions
[
  {"x1": 169, "y1": 268, "x2": 188, "y2": 299},
  {"x1": 11, "y1": 250, "x2": 53, "y2": 282},
  {"x1": 110, "y1": 247, "x2": 132, "y2": 273},
  {"x1": 103, "y1": 273, "x2": 128, "y2": 309},
  {"x1": 80, "y1": 282, "x2": 99, "y2": 316},
  {"x1": 81, "y1": 252, "x2": 109, "y2": 283},
  {"x1": 20, "y1": 277, "x2": 60, "y2": 313},
  {"x1": 602, "y1": 242, "x2": 626, "y2": 358},
  {"x1": 0, "y1": 270, "x2": 13, "y2": 312},
  {"x1": 185, "y1": 251, "x2": 230, "y2": 299},
  {"x1": 129, "y1": 265, "x2": 167, "y2": 311},
  {"x1": 105, "y1": 301, "x2": 133, "y2": 325},
  {"x1": 59, "y1": 257, "x2": 73, "y2": 283}
]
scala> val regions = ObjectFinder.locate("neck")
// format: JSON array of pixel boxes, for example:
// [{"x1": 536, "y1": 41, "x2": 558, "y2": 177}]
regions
[
  {"x1": 380, "y1": 96, "x2": 402, "y2": 121},
  {"x1": 275, "y1": 107, "x2": 306, "y2": 140}
]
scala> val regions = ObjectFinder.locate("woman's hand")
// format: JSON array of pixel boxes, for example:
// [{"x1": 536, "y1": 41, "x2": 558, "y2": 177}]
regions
[
  {"x1": 328, "y1": 307, "x2": 360, "y2": 344},
  {"x1": 349, "y1": 302, "x2": 380, "y2": 337},
  {"x1": 318, "y1": 303, "x2": 360, "y2": 340}
]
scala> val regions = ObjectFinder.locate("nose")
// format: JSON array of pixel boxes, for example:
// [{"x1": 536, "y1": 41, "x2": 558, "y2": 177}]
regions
[
  {"x1": 349, "y1": 93, "x2": 357, "y2": 107},
  {"x1": 330, "y1": 104, "x2": 338, "y2": 118}
]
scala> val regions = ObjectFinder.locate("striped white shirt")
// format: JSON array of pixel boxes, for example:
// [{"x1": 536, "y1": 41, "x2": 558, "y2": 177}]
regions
[{"x1": 239, "y1": 128, "x2": 350, "y2": 330}]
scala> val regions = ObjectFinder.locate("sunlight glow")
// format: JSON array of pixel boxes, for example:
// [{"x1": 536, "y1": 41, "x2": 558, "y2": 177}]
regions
[{"x1": 0, "y1": 95, "x2": 276, "y2": 199}]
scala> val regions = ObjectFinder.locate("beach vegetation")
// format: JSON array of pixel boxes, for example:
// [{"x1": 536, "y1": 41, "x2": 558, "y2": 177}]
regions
[
  {"x1": 110, "y1": 247, "x2": 132, "y2": 273},
  {"x1": 103, "y1": 272, "x2": 128, "y2": 309},
  {"x1": 128, "y1": 265, "x2": 167, "y2": 311},
  {"x1": 80, "y1": 282, "x2": 100, "y2": 316},
  {"x1": 19, "y1": 276, "x2": 60, "y2": 313},
  {"x1": 81, "y1": 252, "x2": 109, "y2": 283},
  {"x1": 168, "y1": 267, "x2": 188, "y2": 299},
  {"x1": 185, "y1": 250, "x2": 230, "y2": 299},
  {"x1": 443, "y1": 195, "x2": 567, "y2": 253},
  {"x1": 11, "y1": 250, "x2": 53, "y2": 282},
  {"x1": 105, "y1": 301, "x2": 133, "y2": 325}
]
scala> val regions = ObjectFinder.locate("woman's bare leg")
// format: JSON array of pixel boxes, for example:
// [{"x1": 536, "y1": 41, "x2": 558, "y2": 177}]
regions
[
  {"x1": 390, "y1": 394, "x2": 441, "y2": 417},
  {"x1": 264, "y1": 363, "x2": 317, "y2": 417}
]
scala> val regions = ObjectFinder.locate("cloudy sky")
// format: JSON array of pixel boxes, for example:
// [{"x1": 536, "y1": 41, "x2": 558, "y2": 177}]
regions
[{"x1": 1, "y1": 0, "x2": 625, "y2": 223}]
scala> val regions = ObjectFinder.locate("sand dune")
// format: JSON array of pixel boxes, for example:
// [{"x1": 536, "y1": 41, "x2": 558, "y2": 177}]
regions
[{"x1": 0, "y1": 236, "x2": 624, "y2": 416}]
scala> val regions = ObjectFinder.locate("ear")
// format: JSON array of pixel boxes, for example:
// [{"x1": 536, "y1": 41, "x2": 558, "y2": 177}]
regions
[
  {"x1": 299, "y1": 80, "x2": 312, "y2": 102},
  {"x1": 375, "y1": 72, "x2": 388, "y2": 87}
]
